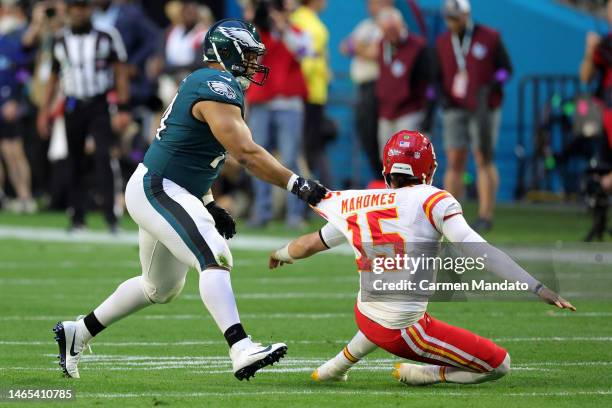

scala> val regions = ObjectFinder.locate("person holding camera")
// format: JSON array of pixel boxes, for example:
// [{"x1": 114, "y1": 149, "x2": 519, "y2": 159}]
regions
[{"x1": 246, "y1": 0, "x2": 310, "y2": 228}]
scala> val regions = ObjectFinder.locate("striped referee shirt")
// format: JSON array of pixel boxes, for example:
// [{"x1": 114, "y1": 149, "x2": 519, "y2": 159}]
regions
[{"x1": 51, "y1": 23, "x2": 127, "y2": 100}]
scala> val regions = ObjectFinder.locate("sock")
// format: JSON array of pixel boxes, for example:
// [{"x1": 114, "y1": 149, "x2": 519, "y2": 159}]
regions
[
  {"x1": 83, "y1": 312, "x2": 105, "y2": 338},
  {"x1": 436, "y1": 354, "x2": 511, "y2": 384},
  {"x1": 91, "y1": 276, "x2": 152, "y2": 330},
  {"x1": 333, "y1": 331, "x2": 378, "y2": 370},
  {"x1": 224, "y1": 323, "x2": 248, "y2": 348},
  {"x1": 199, "y1": 268, "x2": 243, "y2": 342}
]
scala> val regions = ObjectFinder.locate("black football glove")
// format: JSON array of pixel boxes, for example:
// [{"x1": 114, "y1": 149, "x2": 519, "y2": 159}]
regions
[
  {"x1": 205, "y1": 201, "x2": 236, "y2": 239},
  {"x1": 290, "y1": 176, "x2": 327, "y2": 206}
]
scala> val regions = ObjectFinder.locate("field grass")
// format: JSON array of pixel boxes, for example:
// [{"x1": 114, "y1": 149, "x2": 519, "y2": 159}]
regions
[{"x1": 0, "y1": 207, "x2": 611, "y2": 407}]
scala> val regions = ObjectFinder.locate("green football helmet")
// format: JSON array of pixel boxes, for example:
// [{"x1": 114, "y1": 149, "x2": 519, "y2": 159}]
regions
[{"x1": 203, "y1": 19, "x2": 269, "y2": 88}]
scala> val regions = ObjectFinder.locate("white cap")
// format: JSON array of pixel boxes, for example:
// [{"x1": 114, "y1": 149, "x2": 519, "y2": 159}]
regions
[{"x1": 442, "y1": 0, "x2": 471, "y2": 17}]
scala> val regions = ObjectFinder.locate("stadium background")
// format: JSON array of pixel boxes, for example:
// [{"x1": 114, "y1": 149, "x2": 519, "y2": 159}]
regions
[
  {"x1": 0, "y1": 0, "x2": 611, "y2": 406},
  {"x1": 217, "y1": 0, "x2": 602, "y2": 200}
]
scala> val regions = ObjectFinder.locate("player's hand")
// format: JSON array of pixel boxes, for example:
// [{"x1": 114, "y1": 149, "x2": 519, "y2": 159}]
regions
[
  {"x1": 269, "y1": 250, "x2": 293, "y2": 269},
  {"x1": 205, "y1": 202, "x2": 236, "y2": 240},
  {"x1": 537, "y1": 286, "x2": 576, "y2": 311},
  {"x1": 291, "y1": 177, "x2": 327, "y2": 206}
]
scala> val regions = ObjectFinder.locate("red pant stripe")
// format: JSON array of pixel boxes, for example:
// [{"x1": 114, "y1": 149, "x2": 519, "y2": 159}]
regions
[
  {"x1": 412, "y1": 322, "x2": 493, "y2": 372},
  {"x1": 400, "y1": 328, "x2": 465, "y2": 369},
  {"x1": 408, "y1": 324, "x2": 488, "y2": 372}
]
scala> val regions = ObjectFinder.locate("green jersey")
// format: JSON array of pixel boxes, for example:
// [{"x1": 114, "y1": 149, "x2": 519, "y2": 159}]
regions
[{"x1": 143, "y1": 68, "x2": 245, "y2": 198}]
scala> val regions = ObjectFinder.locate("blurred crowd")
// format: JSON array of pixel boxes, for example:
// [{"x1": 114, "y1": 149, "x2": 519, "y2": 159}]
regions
[{"x1": 0, "y1": 0, "x2": 513, "y2": 233}]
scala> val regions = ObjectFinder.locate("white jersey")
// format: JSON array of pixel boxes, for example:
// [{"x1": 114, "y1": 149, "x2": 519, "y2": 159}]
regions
[{"x1": 315, "y1": 185, "x2": 462, "y2": 329}]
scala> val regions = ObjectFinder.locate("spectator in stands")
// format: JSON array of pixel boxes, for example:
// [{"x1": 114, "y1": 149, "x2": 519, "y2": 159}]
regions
[
  {"x1": 340, "y1": 0, "x2": 390, "y2": 177},
  {"x1": 93, "y1": 0, "x2": 161, "y2": 114},
  {"x1": 247, "y1": 0, "x2": 309, "y2": 228},
  {"x1": 435, "y1": 0, "x2": 512, "y2": 232},
  {"x1": 0, "y1": 0, "x2": 35, "y2": 213},
  {"x1": 22, "y1": 0, "x2": 67, "y2": 210},
  {"x1": 581, "y1": 0, "x2": 612, "y2": 125},
  {"x1": 375, "y1": 7, "x2": 430, "y2": 154},
  {"x1": 155, "y1": 1, "x2": 212, "y2": 107},
  {"x1": 291, "y1": 0, "x2": 333, "y2": 186},
  {"x1": 163, "y1": 0, "x2": 209, "y2": 80}
]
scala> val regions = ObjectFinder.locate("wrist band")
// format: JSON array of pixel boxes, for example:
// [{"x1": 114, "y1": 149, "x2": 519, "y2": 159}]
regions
[
  {"x1": 286, "y1": 174, "x2": 299, "y2": 192},
  {"x1": 202, "y1": 193, "x2": 214, "y2": 206},
  {"x1": 533, "y1": 283, "x2": 544, "y2": 294},
  {"x1": 276, "y1": 243, "x2": 294, "y2": 263}
]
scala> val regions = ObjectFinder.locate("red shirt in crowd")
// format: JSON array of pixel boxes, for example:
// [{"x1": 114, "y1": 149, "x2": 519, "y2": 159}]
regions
[{"x1": 247, "y1": 27, "x2": 307, "y2": 104}]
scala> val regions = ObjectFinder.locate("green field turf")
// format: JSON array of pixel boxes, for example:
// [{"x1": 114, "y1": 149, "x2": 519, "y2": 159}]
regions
[{"x1": 0, "y1": 208, "x2": 611, "y2": 407}]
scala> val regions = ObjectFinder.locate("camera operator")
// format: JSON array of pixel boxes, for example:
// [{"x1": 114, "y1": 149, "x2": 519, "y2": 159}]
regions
[{"x1": 245, "y1": 0, "x2": 310, "y2": 228}]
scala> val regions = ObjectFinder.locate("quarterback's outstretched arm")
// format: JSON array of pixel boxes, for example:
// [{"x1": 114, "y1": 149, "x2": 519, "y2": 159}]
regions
[
  {"x1": 269, "y1": 231, "x2": 329, "y2": 269},
  {"x1": 193, "y1": 100, "x2": 326, "y2": 205},
  {"x1": 442, "y1": 214, "x2": 576, "y2": 311}
]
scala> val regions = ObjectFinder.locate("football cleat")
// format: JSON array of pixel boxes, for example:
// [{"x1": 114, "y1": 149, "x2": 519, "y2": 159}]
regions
[
  {"x1": 52, "y1": 320, "x2": 91, "y2": 378},
  {"x1": 392, "y1": 362, "x2": 439, "y2": 385},
  {"x1": 230, "y1": 341, "x2": 287, "y2": 381},
  {"x1": 311, "y1": 358, "x2": 349, "y2": 382}
]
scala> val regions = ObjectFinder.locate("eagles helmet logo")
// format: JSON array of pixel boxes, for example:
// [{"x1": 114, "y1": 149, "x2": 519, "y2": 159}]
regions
[
  {"x1": 207, "y1": 81, "x2": 237, "y2": 100},
  {"x1": 217, "y1": 26, "x2": 263, "y2": 50}
]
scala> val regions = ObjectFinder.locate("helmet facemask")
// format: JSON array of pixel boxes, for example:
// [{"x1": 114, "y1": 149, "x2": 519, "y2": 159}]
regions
[{"x1": 240, "y1": 48, "x2": 269, "y2": 86}]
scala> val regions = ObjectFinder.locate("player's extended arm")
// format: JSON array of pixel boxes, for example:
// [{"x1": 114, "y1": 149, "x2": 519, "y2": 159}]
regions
[
  {"x1": 269, "y1": 231, "x2": 329, "y2": 269},
  {"x1": 194, "y1": 100, "x2": 327, "y2": 205},
  {"x1": 442, "y1": 214, "x2": 576, "y2": 311}
]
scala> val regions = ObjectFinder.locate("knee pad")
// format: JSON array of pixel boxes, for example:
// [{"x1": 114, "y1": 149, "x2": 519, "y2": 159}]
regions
[{"x1": 141, "y1": 276, "x2": 186, "y2": 304}]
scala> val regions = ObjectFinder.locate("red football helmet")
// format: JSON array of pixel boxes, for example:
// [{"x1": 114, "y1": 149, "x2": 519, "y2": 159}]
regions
[{"x1": 382, "y1": 130, "x2": 438, "y2": 186}]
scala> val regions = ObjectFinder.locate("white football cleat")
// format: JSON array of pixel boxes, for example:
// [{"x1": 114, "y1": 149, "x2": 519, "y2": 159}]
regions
[
  {"x1": 392, "y1": 362, "x2": 439, "y2": 385},
  {"x1": 230, "y1": 339, "x2": 287, "y2": 381},
  {"x1": 311, "y1": 358, "x2": 349, "y2": 382},
  {"x1": 52, "y1": 320, "x2": 91, "y2": 378}
]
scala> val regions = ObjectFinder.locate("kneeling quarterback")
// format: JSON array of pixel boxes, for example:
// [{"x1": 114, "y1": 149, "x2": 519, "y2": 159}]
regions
[
  {"x1": 269, "y1": 130, "x2": 575, "y2": 386},
  {"x1": 53, "y1": 19, "x2": 327, "y2": 381}
]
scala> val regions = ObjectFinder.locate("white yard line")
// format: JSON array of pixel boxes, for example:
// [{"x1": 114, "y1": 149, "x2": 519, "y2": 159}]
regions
[
  {"x1": 2, "y1": 336, "x2": 612, "y2": 347},
  {"x1": 0, "y1": 312, "x2": 353, "y2": 322},
  {"x1": 0, "y1": 225, "x2": 353, "y2": 255},
  {"x1": 2, "y1": 310, "x2": 611, "y2": 322},
  {"x1": 1, "y1": 225, "x2": 611, "y2": 264},
  {"x1": 65, "y1": 390, "x2": 612, "y2": 398}
]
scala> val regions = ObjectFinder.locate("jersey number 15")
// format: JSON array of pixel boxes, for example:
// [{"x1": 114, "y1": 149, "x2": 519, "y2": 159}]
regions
[{"x1": 346, "y1": 207, "x2": 405, "y2": 271}]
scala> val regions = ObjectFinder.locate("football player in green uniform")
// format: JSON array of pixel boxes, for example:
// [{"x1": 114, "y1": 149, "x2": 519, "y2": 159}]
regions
[{"x1": 53, "y1": 19, "x2": 327, "y2": 381}]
